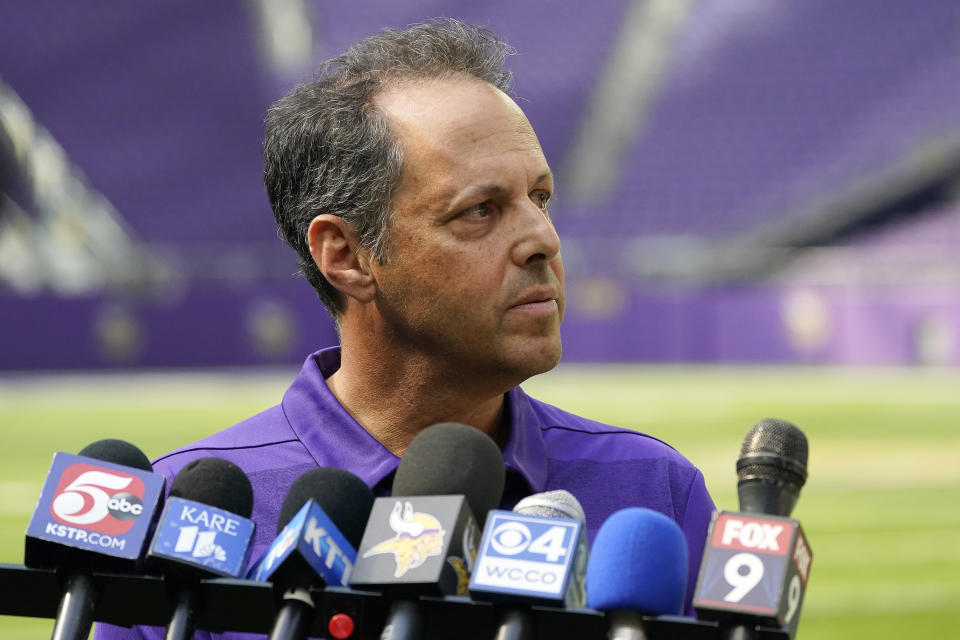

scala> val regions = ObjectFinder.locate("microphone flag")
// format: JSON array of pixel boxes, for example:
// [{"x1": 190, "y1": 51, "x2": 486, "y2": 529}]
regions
[
  {"x1": 148, "y1": 496, "x2": 255, "y2": 578},
  {"x1": 693, "y1": 511, "x2": 812, "y2": 637},
  {"x1": 248, "y1": 498, "x2": 357, "y2": 588},
  {"x1": 350, "y1": 495, "x2": 480, "y2": 596},
  {"x1": 25, "y1": 451, "x2": 165, "y2": 569},
  {"x1": 469, "y1": 509, "x2": 584, "y2": 607}
]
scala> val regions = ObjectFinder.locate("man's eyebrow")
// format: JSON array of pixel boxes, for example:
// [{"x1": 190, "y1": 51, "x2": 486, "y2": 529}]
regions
[
  {"x1": 471, "y1": 184, "x2": 509, "y2": 198},
  {"x1": 452, "y1": 171, "x2": 555, "y2": 207},
  {"x1": 534, "y1": 171, "x2": 553, "y2": 186},
  {"x1": 471, "y1": 172, "x2": 553, "y2": 196}
]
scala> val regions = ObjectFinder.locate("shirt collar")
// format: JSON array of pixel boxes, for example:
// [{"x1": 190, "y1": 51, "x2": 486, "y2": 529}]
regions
[
  {"x1": 503, "y1": 386, "x2": 548, "y2": 494},
  {"x1": 282, "y1": 346, "x2": 549, "y2": 496},
  {"x1": 281, "y1": 347, "x2": 400, "y2": 489}
]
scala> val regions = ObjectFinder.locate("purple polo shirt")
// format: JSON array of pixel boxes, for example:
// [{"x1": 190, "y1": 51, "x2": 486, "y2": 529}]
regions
[{"x1": 96, "y1": 347, "x2": 715, "y2": 639}]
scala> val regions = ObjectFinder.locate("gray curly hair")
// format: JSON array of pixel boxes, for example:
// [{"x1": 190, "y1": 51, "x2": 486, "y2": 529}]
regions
[{"x1": 263, "y1": 18, "x2": 516, "y2": 318}]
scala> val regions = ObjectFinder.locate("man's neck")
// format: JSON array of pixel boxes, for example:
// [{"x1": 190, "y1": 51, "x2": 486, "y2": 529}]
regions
[{"x1": 325, "y1": 340, "x2": 510, "y2": 457}]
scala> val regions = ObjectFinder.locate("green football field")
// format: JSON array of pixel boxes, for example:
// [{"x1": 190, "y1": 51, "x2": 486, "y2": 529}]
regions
[{"x1": 1, "y1": 364, "x2": 958, "y2": 639}]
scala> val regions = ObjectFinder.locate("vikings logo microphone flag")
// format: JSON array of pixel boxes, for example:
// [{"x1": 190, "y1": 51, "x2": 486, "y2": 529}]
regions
[
  {"x1": 361, "y1": 501, "x2": 446, "y2": 577},
  {"x1": 351, "y1": 495, "x2": 479, "y2": 595}
]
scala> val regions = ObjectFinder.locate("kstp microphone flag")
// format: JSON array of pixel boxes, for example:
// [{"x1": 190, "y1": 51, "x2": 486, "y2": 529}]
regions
[
  {"x1": 694, "y1": 511, "x2": 813, "y2": 637},
  {"x1": 25, "y1": 451, "x2": 164, "y2": 569},
  {"x1": 248, "y1": 498, "x2": 356, "y2": 587},
  {"x1": 469, "y1": 509, "x2": 585, "y2": 607},
  {"x1": 149, "y1": 496, "x2": 255, "y2": 578},
  {"x1": 350, "y1": 495, "x2": 480, "y2": 596}
]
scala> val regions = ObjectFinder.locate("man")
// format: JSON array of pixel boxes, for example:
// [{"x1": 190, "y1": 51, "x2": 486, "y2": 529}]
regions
[{"x1": 97, "y1": 18, "x2": 713, "y2": 639}]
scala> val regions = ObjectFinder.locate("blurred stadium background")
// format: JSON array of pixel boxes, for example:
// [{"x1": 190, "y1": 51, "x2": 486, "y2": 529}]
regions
[{"x1": 2, "y1": 1, "x2": 959, "y2": 638}]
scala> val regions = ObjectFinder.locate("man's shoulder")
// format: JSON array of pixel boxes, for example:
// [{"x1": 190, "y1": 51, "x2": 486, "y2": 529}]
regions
[
  {"x1": 519, "y1": 390, "x2": 711, "y2": 524},
  {"x1": 151, "y1": 404, "x2": 305, "y2": 478},
  {"x1": 517, "y1": 391, "x2": 715, "y2": 618},
  {"x1": 523, "y1": 392, "x2": 695, "y2": 467}
]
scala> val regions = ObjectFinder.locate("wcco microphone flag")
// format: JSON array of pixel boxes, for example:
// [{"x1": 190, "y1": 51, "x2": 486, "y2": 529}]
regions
[{"x1": 469, "y1": 509, "x2": 584, "y2": 606}]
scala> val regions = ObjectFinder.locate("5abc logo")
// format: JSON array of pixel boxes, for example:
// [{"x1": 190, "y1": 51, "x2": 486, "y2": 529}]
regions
[{"x1": 50, "y1": 463, "x2": 147, "y2": 535}]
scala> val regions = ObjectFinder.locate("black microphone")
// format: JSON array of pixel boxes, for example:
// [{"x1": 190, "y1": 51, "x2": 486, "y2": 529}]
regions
[
  {"x1": 24, "y1": 439, "x2": 165, "y2": 640},
  {"x1": 146, "y1": 457, "x2": 255, "y2": 640},
  {"x1": 391, "y1": 421, "x2": 505, "y2": 527},
  {"x1": 468, "y1": 489, "x2": 590, "y2": 640},
  {"x1": 694, "y1": 419, "x2": 814, "y2": 639},
  {"x1": 351, "y1": 422, "x2": 505, "y2": 640},
  {"x1": 736, "y1": 418, "x2": 808, "y2": 517},
  {"x1": 247, "y1": 467, "x2": 374, "y2": 640}
]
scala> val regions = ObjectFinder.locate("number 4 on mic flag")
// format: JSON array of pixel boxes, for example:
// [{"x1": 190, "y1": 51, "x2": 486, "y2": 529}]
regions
[
  {"x1": 694, "y1": 511, "x2": 812, "y2": 638},
  {"x1": 469, "y1": 510, "x2": 583, "y2": 607}
]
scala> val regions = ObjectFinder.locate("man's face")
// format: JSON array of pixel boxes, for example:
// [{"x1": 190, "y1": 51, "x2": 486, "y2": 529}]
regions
[{"x1": 369, "y1": 77, "x2": 564, "y2": 386}]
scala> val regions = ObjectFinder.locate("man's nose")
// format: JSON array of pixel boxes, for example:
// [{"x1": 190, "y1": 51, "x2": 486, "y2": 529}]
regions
[{"x1": 511, "y1": 199, "x2": 562, "y2": 267}]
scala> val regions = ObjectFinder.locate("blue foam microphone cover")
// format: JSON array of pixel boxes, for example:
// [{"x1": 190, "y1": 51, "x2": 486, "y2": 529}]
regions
[{"x1": 586, "y1": 507, "x2": 688, "y2": 616}]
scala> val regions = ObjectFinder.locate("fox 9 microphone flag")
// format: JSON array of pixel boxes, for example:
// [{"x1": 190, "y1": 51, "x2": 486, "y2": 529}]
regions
[
  {"x1": 25, "y1": 451, "x2": 165, "y2": 568},
  {"x1": 693, "y1": 511, "x2": 812, "y2": 635}
]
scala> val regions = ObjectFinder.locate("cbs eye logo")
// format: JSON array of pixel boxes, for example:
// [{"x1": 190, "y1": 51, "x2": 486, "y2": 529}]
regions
[
  {"x1": 50, "y1": 463, "x2": 146, "y2": 535},
  {"x1": 488, "y1": 520, "x2": 570, "y2": 563},
  {"x1": 489, "y1": 522, "x2": 532, "y2": 556}
]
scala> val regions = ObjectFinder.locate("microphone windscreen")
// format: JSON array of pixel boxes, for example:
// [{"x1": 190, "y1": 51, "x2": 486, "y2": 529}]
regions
[
  {"x1": 513, "y1": 490, "x2": 585, "y2": 522},
  {"x1": 392, "y1": 422, "x2": 504, "y2": 523},
  {"x1": 737, "y1": 418, "x2": 808, "y2": 487},
  {"x1": 77, "y1": 439, "x2": 152, "y2": 471},
  {"x1": 586, "y1": 507, "x2": 688, "y2": 616},
  {"x1": 277, "y1": 467, "x2": 374, "y2": 548},
  {"x1": 169, "y1": 457, "x2": 254, "y2": 518}
]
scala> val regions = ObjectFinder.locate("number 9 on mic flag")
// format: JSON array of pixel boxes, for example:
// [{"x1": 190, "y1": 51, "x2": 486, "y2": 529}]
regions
[{"x1": 694, "y1": 511, "x2": 812, "y2": 637}]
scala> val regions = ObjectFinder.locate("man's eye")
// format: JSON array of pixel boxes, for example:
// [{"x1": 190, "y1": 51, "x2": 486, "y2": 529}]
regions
[
  {"x1": 534, "y1": 192, "x2": 551, "y2": 212},
  {"x1": 463, "y1": 201, "x2": 494, "y2": 219}
]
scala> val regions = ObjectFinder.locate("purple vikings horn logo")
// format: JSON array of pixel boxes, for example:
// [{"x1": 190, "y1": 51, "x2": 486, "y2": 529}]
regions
[{"x1": 362, "y1": 501, "x2": 446, "y2": 577}]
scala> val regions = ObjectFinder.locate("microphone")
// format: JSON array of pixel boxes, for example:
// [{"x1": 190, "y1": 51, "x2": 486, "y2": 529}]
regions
[
  {"x1": 248, "y1": 467, "x2": 374, "y2": 640},
  {"x1": 351, "y1": 422, "x2": 505, "y2": 640},
  {"x1": 469, "y1": 490, "x2": 589, "y2": 640},
  {"x1": 24, "y1": 439, "x2": 165, "y2": 640},
  {"x1": 736, "y1": 418, "x2": 808, "y2": 517},
  {"x1": 512, "y1": 490, "x2": 588, "y2": 608},
  {"x1": 693, "y1": 419, "x2": 814, "y2": 639},
  {"x1": 586, "y1": 507, "x2": 689, "y2": 640},
  {"x1": 146, "y1": 457, "x2": 255, "y2": 640},
  {"x1": 391, "y1": 421, "x2": 505, "y2": 527}
]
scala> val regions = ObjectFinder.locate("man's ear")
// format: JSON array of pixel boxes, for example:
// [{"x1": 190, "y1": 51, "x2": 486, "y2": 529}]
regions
[{"x1": 307, "y1": 214, "x2": 376, "y2": 304}]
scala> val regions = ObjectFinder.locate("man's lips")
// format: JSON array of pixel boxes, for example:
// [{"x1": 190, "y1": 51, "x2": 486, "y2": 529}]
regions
[
  {"x1": 509, "y1": 288, "x2": 559, "y2": 312},
  {"x1": 511, "y1": 299, "x2": 559, "y2": 312}
]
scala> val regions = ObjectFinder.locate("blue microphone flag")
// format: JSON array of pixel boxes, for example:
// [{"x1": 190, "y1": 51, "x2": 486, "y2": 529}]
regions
[
  {"x1": 26, "y1": 452, "x2": 164, "y2": 564},
  {"x1": 469, "y1": 509, "x2": 583, "y2": 605},
  {"x1": 247, "y1": 499, "x2": 356, "y2": 587},
  {"x1": 149, "y1": 496, "x2": 255, "y2": 577}
]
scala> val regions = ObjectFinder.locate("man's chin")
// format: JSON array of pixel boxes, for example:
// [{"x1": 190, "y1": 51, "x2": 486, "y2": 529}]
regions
[{"x1": 506, "y1": 337, "x2": 562, "y2": 380}]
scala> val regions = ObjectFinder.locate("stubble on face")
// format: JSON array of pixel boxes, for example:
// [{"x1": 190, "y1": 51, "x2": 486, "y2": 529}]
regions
[{"x1": 366, "y1": 77, "x2": 565, "y2": 388}]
